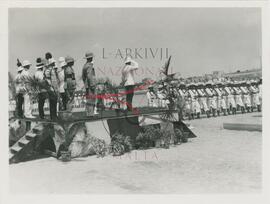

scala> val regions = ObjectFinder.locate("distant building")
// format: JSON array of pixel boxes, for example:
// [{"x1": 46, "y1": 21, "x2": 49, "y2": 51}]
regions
[
  {"x1": 223, "y1": 69, "x2": 262, "y2": 80},
  {"x1": 212, "y1": 71, "x2": 224, "y2": 78}
]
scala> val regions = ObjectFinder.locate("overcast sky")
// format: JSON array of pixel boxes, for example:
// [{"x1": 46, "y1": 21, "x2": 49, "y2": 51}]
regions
[{"x1": 9, "y1": 8, "x2": 261, "y2": 83}]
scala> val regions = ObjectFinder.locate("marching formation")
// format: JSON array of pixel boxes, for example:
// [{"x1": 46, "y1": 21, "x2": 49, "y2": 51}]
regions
[{"x1": 146, "y1": 79, "x2": 262, "y2": 120}]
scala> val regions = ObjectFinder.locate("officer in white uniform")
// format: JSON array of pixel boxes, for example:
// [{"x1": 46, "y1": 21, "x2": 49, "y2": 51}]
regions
[
  {"x1": 14, "y1": 63, "x2": 25, "y2": 118},
  {"x1": 121, "y1": 56, "x2": 139, "y2": 111},
  {"x1": 21, "y1": 60, "x2": 35, "y2": 118}
]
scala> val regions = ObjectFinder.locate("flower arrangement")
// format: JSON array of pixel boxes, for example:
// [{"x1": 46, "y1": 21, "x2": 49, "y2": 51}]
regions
[
  {"x1": 174, "y1": 128, "x2": 188, "y2": 144},
  {"x1": 88, "y1": 136, "x2": 107, "y2": 158},
  {"x1": 109, "y1": 132, "x2": 133, "y2": 156}
]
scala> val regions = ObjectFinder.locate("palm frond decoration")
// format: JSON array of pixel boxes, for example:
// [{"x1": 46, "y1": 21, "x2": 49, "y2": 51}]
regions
[{"x1": 23, "y1": 75, "x2": 51, "y2": 93}]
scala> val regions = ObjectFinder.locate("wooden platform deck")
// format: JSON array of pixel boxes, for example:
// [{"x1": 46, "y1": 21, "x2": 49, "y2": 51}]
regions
[{"x1": 10, "y1": 107, "x2": 175, "y2": 124}]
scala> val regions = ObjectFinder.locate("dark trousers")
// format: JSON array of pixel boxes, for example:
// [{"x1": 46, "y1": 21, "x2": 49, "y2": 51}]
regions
[
  {"x1": 60, "y1": 93, "x2": 68, "y2": 111},
  {"x1": 125, "y1": 85, "x2": 135, "y2": 111},
  {"x1": 48, "y1": 92, "x2": 58, "y2": 119},
  {"x1": 38, "y1": 92, "x2": 47, "y2": 119},
  {"x1": 16, "y1": 93, "x2": 24, "y2": 118}
]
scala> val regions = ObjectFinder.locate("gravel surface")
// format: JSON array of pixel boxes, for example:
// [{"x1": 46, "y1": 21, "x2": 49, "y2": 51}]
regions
[{"x1": 9, "y1": 112, "x2": 262, "y2": 194}]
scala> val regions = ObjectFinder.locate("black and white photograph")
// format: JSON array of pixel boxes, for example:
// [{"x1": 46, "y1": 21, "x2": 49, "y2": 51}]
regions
[{"x1": 1, "y1": 1, "x2": 269, "y2": 202}]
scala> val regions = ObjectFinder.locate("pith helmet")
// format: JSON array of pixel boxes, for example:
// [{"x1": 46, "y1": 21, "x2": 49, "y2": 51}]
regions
[
  {"x1": 84, "y1": 52, "x2": 94, "y2": 59},
  {"x1": 65, "y1": 56, "x2": 74, "y2": 63},
  {"x1": 125, "y1": 56, "x2": 132, "y2": 64},
  {"x1": 35, "y1": 58, "x2": 44, "y2": 69},
  {"x1": 48, "y1": 58, "x2": 56, "y2": 66},
  {"x1": 17, "y1": 66, "x2": 24, "y2": 72},
  {"x1": 22, "y1": 60, "x2": 32, "y2": 67},
  {"x1": 58, "y1": 57, "x2": 67, "y2": 67}
]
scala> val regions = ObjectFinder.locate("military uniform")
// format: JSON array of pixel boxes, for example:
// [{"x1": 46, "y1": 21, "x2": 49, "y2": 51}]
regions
[
  {"x1": 21, "y1": 60, "x2": 35, "y2": 118},
  {"x1": 219, "y1": 83, "x2": 229, "y2": 115},
  {"x1": 34, "y1": 58, "x2": 47, "y2": 119},
  {"x1": 14, "y1": 66, "x2": 25, "y2": 118},
  {"x1": 82, "y1": 59, "x2": 96, "y2": 116},
  {"x1": 157, "y1": 85, "x2": 168, "y2": 108},
  {"x1": 225, "y1": 82, "x2": 236, "y2": 114},
  {"x1": 192, "y1": 84, "x2": 201, "y2": 119},
  {"x1": 240, "y1": 81, "x2": 251, "y2": 112},
  {"x1": 146, "y1": 86, "x2": 158, "y2": 107},
  {"x1": 205, "y1": 82, "x2": 217, "y2": 117},
  {"x1": 233, "y1": 82, "x2": 245, "y2": 113}
]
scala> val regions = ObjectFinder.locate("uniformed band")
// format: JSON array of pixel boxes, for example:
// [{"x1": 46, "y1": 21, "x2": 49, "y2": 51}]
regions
[{"x1": 12, "y1": 52, "x2": 262, "y2": 120}]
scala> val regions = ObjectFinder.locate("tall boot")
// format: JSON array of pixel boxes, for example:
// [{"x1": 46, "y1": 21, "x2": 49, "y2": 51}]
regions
[
  {"x1": 217, "y1": 110, "x2": 220, "y2": 116},
  {"x1": 257, "y1": 105, "x2": 261, "y2": 112},
  {"x1": 206, "y1": 110, "x2": 210, "y2": 118},
  {"x1": 233, "y1": 107, "x2": 237, "y2": 115},
  {"x1": 213, "y1": 109, "x2": 216, "y2": 117},
  {"x1": 197, "y1": 112, "x2": 200, "y2": 119},
  {"x1": 241, "y1": 107, "x2": 245, "y2": 114}
]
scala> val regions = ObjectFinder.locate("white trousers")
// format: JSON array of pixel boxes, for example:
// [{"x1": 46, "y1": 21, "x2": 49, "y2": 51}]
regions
[
  {"x1": 243, "y1": 94, "x2": 251, "y2": 107},
  {"x1": 227, "y1": 95, "x2": 236, "y2": 108},
  {"x1": 24, "y1": 93, "x2": 33, "y2": 117},
  {"x1": 199, "y1": 97, "x2": 209, "y2": 111}
]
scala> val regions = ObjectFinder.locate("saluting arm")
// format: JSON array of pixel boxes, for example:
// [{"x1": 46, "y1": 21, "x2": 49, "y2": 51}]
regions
[{"x1": 130, "y1": 59, "x2": 139, "y2": 70}]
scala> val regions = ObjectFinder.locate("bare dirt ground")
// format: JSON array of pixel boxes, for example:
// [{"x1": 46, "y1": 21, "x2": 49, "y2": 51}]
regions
[{"x1": 9, "y1": 112, "x2": 262, "y2": 194}]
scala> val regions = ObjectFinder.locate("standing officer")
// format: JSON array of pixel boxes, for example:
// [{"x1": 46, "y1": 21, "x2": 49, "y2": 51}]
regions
[
  {"x1": 34, "y1": 58, "x2": 47, "y2": 119},
  {"x1": 58, "y1": 57, "x2": 68, "y2": 111},
  {"x1": 14, "y1": 60, "x2": 25, "y2": 118},
  {"x1": 65, "y1": 56, "x2": 76, "y2": 110},
  {"x1": 82, "y1": 52, "x2": 96, "y2": 116},
  {"x1": 44, "y1": 58, "x2": 59, "y2": 120},
  {"x1": 21, "y1": 60, "x2": 35, "y2": 118},
  {"x1": 121, "y1": 56, "x2": 139, "y2": 111}
]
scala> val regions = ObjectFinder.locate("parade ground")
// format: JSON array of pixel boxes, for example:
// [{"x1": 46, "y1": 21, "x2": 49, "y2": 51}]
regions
[{"x1": 9, "y1": 112, "x2": 262, "y2": 194}]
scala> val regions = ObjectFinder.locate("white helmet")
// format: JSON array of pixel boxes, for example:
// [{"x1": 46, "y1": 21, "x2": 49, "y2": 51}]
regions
[{"x1": 22, "y1": 60, "x2": 32, "y2": 67}]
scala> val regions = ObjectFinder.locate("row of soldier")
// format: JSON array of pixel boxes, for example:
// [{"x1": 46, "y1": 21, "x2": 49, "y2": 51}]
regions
[
  {"x1": 146, "y1": 79, "x2": 262, "y2": 120},
  {"x1": 14, "y1": 52, "x2": 97, "y2": 119}
]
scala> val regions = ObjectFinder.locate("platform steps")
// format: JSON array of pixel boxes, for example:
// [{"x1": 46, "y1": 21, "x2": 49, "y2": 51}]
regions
[
  {"x1": 173, "y1": 121, "x2": 197, "y2": 139},
  {"x1": 9, "y1": 124, "x2": 44, "y2": 164}
]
